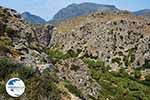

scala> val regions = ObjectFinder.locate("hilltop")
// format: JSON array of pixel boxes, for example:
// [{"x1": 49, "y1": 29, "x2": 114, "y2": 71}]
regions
[
  {"x1": 21, "y1": 12, "x2": 46, "y2": 24},
  {"x1": 50, "y1": 2, "x2": 119, "y2": 23}
]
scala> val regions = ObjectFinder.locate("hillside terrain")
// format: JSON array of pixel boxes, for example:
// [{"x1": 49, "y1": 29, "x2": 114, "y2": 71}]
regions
[
  {"x1": 51, "y1": 10, "x2": 150, "y2": 100},
  {"x1": 0, "y1": 5, "x2": 150, "y2": 100}
]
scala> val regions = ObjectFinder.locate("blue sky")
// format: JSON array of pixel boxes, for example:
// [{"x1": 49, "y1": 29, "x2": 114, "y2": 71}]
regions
[{"x1": 0, "y1": 0, "x2": 149, "y2": 21}]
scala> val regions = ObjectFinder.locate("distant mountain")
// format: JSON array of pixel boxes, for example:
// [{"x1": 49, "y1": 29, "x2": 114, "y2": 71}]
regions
[
  {"x1": 49, "y1": 2, "x2": 119, "y2": 23},
  {"x1": 134, "y1": 9, "x2": 150, "y2": 16},
  {"x1": 21, "y1": 12, "x2": 46, "y2": 24}
]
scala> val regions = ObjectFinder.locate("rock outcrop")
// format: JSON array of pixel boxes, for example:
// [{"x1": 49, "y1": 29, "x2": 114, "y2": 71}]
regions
[
  {"x1": 0, "y1": 6, "x2": 54, "y2": 67},
  {"x1": 56, "y1": 58, "x2": 101, "y2": 99},
  {"x1": 52, "y1": 11, "x2": 150, "y2": 69}
]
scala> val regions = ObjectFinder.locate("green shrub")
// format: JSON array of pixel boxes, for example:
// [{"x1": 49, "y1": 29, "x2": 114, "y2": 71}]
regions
[
  {"x1": 0, "y1": 13, "x2": 5, "y2": 17},
  {"x1": 46, "y1": 49, "x2": 77, "y2": 63},
  {"x1": 70, "y1": 64, "x2": 80, "y2": 71},
  {"x1": 64, "y1": 80, "x2": 83, "y2": 98},
  {"x1": 131, "y1": 91, "x2": 145, "y2": 100},
  {"x1": 19, "y1": 67, "x2": 34, "y2": 79},
  {"x1": 25, "y1": 69, "x2": 61, "y2": 100},
  {"x1": 134, "y1": 70, "x2": 141, "y2": 79},
  {"x1": 116, "y1": 67, "x2": 129, "y2": 77},
  {"x1": 0, "y1": 37, "x2": 12, "y2": 46},
  {"x1": 0, "y1": 83, "x2": 5, "y2": 94},
  {"x1": 112, "y1": 57, "x2": 122, "y2": 65},
  {"x1": 0, "y1": 57, "x2": 20, "y2": 79},
  {"x1": 128, "y1": 81, "x2": 139, "y2": 91},
  {"x1": 145, "y1": 74, "x2": 150, "y2": 82},
  {"x1": 67, "y1": 49, "x2": 78, "y2": 58},
  {"x1": 123, "y1": 48, "x2": 135, "y2": 67},
  {"x1": 4, "y1": 27, "x2": 14, "y2": 34},
  {"x1": 46, "y1": 49, "x2": 65, "y2": 60},
  {"x1": 82, "y1": 57, "x2": 150, "y2": 100},
  {"x1": 83, "y1": 58, "x2": 105, "y2": 69},
  {"x1": 143, "y1": 59, "x2": 150, "y2": 69}
]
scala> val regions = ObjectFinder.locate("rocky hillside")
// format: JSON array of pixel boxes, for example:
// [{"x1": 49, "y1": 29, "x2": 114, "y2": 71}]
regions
[
  {"x1": 51, "y1": 10, "x2": 150, "y2": 99},
  {"x1": 0, "y1": 6, "x2": 150, "y2": 100},
  {"x1": 0, "y1": 6, "x2": 54, "y2": 67},
  {"x1": 52, "y1": 10, "x2": 150, "y2": 69},
  {"x1": 21, "y1": 12, "x2": 46, "y2": 24},
  {"x1": 50, "y1": 2, "x2": 119, "y2": 23},
  {"x1": 0, "y1": 6, "x2": 102, "y2": 100},
  {"x1": 0, "y1": 6, "x2": 63, "y2": 100}
]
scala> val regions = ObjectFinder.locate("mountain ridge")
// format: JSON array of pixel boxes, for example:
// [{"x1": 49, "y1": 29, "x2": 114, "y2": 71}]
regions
[
  {"x1": 20, "y1": 3, "x2": 150, "y2": 24},
  {"x1": 49, "y1": 2, "x2": 119, "y2": 23},
  {"x1": 21, "y1": 12, "x2": 46, "y2": 24},
  {"x1": 134, "y1": 9, "x2": 150, "y2": 16}
]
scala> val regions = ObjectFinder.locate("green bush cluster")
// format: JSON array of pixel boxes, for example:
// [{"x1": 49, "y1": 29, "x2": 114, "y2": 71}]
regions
[
  {"x1": 46, "y1": 49, "x2": 78, "y2": 63},
  {"x1": 25, "y1": 69, "x2": 61, "y2": 100},
  {"x1": 123, "y1": 48, "x2": 136, "y2": 67},
  {"x1": 112, "y1": 57, "x2": 122, "y2": 65},
  {"x1": 0, "y1": 37, "x2": 12, "y2": 46},
  {"x1": 82, "y1": 57, "x2": 150, "y2": 100},
  {"x1": 0, "y1": 57, "x2": 21, "y2": 79},
  {"x1": 0, "y1": 57, "x2": 61, "y2": 100},
  {"x1": 0, "y1": 83, "x2": 5, "y2": 94},
  {"x1": 0, "y1": 13, "x2": 5, "y2": 17},
  {"x1": 143, "y1": 59, "x2": 150, "y2": 69},
  {"x1": 4, "y1": 27, "x2": 14, "y2": 34},
  {"x1": 64, "y1": 80, "x2": 83, "y2": 98}
]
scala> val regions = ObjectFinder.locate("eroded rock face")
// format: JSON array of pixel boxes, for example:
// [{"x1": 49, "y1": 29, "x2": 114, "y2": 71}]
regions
[
  {"x1": 35, "y1": 24, "x2": 54, "y2": 47},
  {"x1": 0, "y1": 7, "x2": 54, "y2": 67},
  {"x1": 52, "y1": 11, "x2": 150, "y2": 68},
  {"x1": 56, "y1": 58, "x2": 101, "y2": 99}
]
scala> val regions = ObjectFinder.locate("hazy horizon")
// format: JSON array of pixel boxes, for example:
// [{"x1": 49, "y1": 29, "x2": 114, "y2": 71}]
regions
[{"x1": 0, "y1": 0, "x2": 149, "y2": 21}]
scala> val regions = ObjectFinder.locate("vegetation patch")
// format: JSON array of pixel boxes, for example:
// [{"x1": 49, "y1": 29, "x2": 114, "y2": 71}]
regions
[
  {"x1": 64, "y1": 80, "x2": 83, "y2": 98},
  {"x1": 45, "y1": 49, "x2": 78, "y2": 63},
  {"x1": 0, "y1": 57, "x2": 61, "y2": 99},
  {"x1": 82, "y1": 57, "x2": 150, "y2": 100}
]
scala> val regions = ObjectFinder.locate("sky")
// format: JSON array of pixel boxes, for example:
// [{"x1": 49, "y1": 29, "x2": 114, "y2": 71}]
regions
[{"x1": 0, "y1": 0, "x2": 149, "y2": 21}]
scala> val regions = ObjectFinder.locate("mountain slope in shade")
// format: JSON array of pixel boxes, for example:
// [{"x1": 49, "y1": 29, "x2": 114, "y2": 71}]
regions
[
  {"x1": 50, "y1": 2, "x2": 119, "y2": 23},
  {"x1": 134, "y1": 9, "x2": 150, "y2": 16},
  {"x1": 21, "y1": 12, "x2": 46, "y2": 24}
]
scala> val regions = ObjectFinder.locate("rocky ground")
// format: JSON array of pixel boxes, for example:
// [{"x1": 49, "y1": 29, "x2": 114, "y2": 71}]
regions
[
  {"x1": 53, "y1": 10, "x2": 150, "y2": 72},
  {"x1": 0, "y1": 6, "x2": 150, "y2": 100}
]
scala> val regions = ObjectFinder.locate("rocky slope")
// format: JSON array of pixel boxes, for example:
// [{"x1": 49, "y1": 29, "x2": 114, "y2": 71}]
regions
[
  {"x1": 52, "y1": 10, "x2": 150, "y2": 70},
  {"x1": 50, "y1": 10, "x2": 150, "y2": 100},
  {"x1": 0, "y1": 6, "x2": 101, "y2": 100},
  {"x1": 0, "y1": 6, "x2": 55, "y2": 67},
  {"x1": 0, "y1": 6, "x2": 150, "y2": 100},
  {"x1": 0, "y1": 6, "x2": 61, "y2": 99}
]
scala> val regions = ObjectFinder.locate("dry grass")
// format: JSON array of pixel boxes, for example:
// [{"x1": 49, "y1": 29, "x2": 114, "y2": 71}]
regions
[{"x1": 56, "y1": 16, "x2": 87, "y2": 33}]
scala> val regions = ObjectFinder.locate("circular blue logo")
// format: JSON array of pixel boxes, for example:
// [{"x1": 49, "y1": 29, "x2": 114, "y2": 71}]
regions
[{"x1": 6, "y1": 78, "x2": 25, "y2": 97}]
